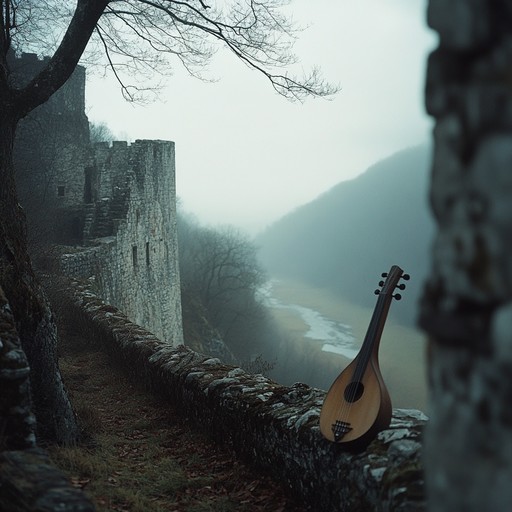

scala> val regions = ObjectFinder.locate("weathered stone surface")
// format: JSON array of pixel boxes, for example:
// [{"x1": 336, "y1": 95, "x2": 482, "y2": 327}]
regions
[
  {"x1": 421, "y1": 1, "x2": 512, "y2": 510},
  {"x1": 56, "y1": 138, "x2": 183, "y2": 347},
  {"x1": 12, "y1": 52, "x2": 183, "y2": 349},
  {"x1": 0, "y1": 286, "x2": 36, "y2": 451},
  {"x1": 0, "y1": 448, "x2": 94, "y2": 512},
  {"x1": 62, "y1": 279, "x2": 426, "y2": 511},
  {"x1": 0, "y1": 288, "x2": 92, "y2": 511}
]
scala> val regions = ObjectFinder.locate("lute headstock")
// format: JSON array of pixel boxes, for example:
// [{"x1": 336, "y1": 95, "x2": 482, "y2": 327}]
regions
[{"x1": 374, "y1": 265, "x2": 410, "y2": 301}]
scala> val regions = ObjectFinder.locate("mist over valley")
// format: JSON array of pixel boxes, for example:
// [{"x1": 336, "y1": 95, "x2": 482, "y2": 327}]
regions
[{"x1": 257, "y1": 146, "x2": 433, "y2": 411}]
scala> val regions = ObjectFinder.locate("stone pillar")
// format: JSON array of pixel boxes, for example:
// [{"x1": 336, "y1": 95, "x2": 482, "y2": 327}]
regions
[
  {"x1": 0, "y1": 286, "x2": 36, "y2": 450},
  {"x1": 421, "y1": 1, "x2": 512, "y2": 510}
]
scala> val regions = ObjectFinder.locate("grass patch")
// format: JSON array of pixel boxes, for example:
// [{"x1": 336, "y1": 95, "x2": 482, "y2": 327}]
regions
[
  {"x1": 186, "y1": 498, "x2": 242, "y2": 512},
  {"x1": 49, "y1": 445, "x2": 110, "y2": 478},
  {"x1": 49, "y1": 330, "x2": 306, "y2": 512}
]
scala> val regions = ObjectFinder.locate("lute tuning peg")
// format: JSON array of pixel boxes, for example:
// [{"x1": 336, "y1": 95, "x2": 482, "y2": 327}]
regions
[
  {"x1": 393, "y1": 293, "x2": 402, "y2": 300},
  {"x1": 397, "y1": 283, "x2": 406, "y2": 290},
  {"x1": 402, "y1": 273, "x2": 410, "y2": 281}
]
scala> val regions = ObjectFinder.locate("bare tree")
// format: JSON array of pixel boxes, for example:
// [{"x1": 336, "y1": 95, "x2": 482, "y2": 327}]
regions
[
  {"x1": 184, "y1": 226, "x2": 263, "y2": 311},
  {"x1": 0, "y1": 0, "x2": 336, "y2": 445},
  {"x1": 178, "y1": 212, "x2": 267, "y2": 356},
  {"x1": 89, "y1": 121, "x2": 114, "y2": 143}
]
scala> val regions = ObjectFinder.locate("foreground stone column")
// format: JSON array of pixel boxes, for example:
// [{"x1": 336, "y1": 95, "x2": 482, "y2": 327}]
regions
[
  {"x1": 0, "y1": 285, "x2": 36, "y2": 450},
  {"x1": 421, "y1": 2, "x2": 512, "y2": 510},
  {"x1": 0, "y1": 449, "x2": 95, "y2": 512}
]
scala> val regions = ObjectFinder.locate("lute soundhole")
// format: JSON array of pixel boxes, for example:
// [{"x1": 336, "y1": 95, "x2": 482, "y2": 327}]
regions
[{"x1": 344, "y1": 381, "x2": 364, "y2": 403}]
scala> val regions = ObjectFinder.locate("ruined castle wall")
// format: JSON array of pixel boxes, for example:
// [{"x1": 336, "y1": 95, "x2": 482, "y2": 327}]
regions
[
  {"x1": 93, "y1": 141, "x2": 131, "y2": 203},
  {"x1": 12, "y1": 53, "x2": 183, "y2": 349},
  {"x1": 60, "y1": 140, "x2": 183, "y2": 346},
  {"x1": 59, "y1": 243, "x2": 110, "y2": 279},
  {"x1": 12, "y1": 53, "x2": 90, "y2": 239},
  {"x1": 52, "y1": 145, "x2": 90, "y2": 210},
  {"x1": 42, "y1": 61, "x2": 90, "y2": 210},
  {"x1": 9, "y1": 52, "x2": 86, "y2": 123},
  {"x1": 96, "y1": 140, "x2": 182, "y2": 345}
]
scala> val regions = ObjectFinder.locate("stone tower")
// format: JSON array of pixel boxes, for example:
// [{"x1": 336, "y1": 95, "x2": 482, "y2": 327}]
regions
[{"x1": 12, "y1": 52, "x2": 183, "y2": 346}]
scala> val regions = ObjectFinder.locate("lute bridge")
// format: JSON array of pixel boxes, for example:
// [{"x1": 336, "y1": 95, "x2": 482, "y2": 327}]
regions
[{"x1": 332, "y1": 420, "x2": 352, "y2": 442}]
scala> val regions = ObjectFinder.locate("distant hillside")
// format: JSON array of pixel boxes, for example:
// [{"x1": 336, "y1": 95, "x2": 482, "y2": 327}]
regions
[{"x1": 257, "y1": 145, "x2": 434, "y2": 326}]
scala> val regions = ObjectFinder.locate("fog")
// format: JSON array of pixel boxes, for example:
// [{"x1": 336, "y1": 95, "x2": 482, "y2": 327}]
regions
[
  {"x1": 86, "y1": 0, "x2": 436, "y2": 235},
  {"x1": 84, "y1": 1, "x2": 435, "y2": 410},
  {"x1": 262, "y1": 279, "x2": 427, "y2": 411},
  {"x1": 257, "y1": 145, "x2": 433, "y2": 325},
  {"x1": 255, "y1": 146, "x2": 431, "y2": 411}
]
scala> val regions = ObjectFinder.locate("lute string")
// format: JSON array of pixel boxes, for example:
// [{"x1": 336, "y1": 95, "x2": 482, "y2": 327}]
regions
[{"x1": 332, "y1": 268, "x2": 402, "y2": 442}]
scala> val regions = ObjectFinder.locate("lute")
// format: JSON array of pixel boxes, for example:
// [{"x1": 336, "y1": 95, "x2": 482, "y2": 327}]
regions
[{"x1": 319, "y1": 265, "x2": 409, "y2": 449}]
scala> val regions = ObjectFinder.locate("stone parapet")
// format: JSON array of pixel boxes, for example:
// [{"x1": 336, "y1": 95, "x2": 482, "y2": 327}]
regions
[{"x1": 61, "y1": 279, "x2": 427, "y2": 512}]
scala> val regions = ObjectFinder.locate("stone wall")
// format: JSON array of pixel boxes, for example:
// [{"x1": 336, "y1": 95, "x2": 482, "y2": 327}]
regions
[
  {"x1": 12, "y1": 51, "x2": 183, "y2": 348},
  {"x1": 0, "y1": 449, "x2": 95, "y2": 512},
  {"x1": 59, "y1": 139, "x2": 183, "y2": 345},
  {"x1": 60, "y1": 279, "x2": 426, "y2": 512},
  {"x1": 0, "y1": 285, "x2": 36, "y2": 451},
  {"x1": 0, "y1": 286, "x2": 93, "y2": 511},
  {"x1": 12, "y1": 52, "x2": 90, "y2": 220},
  {"x1": 420, "y1": 1, "x2": 512, "y2": 510}
]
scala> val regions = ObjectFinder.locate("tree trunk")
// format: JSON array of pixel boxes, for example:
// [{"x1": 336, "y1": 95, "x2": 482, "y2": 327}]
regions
[
  {"x1": 0, "y1": 112, "x2": 78, "y2": 445},
  {"x1": 421, "y1": 1, "x2": 512, "y2": 509}
]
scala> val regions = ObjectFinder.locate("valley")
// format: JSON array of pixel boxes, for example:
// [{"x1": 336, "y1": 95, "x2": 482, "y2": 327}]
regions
[{"x1": 264, "y1": 279, "x2": 428, "y2": 413}]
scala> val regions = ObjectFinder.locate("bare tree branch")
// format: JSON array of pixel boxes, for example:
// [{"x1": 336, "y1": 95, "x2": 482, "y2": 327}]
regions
[
  {"x1": 13, "y1": 0, "x2": 109, "y2": 118},
  {"x1": 7, "y1": 0, "x2": 337, "y2": 119}
]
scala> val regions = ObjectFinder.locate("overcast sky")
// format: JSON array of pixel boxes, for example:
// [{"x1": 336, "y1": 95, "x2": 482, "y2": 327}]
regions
[{"x1": 85, "y1": 0, "x2": 436, "y2": 236}]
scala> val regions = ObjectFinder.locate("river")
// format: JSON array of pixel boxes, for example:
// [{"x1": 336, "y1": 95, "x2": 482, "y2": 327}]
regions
[
  {"x1": 260, "y1": 280, "x2": 360, "y2": 359},
  {"x1": 259, "y1": 279, "x2": 428, "y2": 411}
]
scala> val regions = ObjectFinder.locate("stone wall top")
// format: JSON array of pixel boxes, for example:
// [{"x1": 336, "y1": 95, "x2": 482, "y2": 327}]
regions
[{"x1": 59, "y1": 278, "x2": 427, "y2": 512}]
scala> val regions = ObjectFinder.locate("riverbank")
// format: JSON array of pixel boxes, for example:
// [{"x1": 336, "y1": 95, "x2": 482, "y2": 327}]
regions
[{"x1": 264, "y1": 279, "x2": 427, "y2": 412}]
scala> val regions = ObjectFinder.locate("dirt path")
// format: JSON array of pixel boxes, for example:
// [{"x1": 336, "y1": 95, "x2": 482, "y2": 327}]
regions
[{"x1": 48, "y1": 332, "x2": 307, "y2": 512}]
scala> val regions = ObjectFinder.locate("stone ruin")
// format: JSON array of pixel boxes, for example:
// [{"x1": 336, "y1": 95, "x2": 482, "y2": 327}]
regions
[
  {"x1": 1, "y1": 52, "x2": 427, "y2": 511},
  {"x1": 0, "y1": 278, "x2": 427, "y2": 511},
  {"x1": 11, "y1": 52, "x2": 183, "y2": 345}
]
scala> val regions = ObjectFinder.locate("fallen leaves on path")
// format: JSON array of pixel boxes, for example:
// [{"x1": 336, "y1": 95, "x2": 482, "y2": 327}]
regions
[{"x1": 49, "y1": 334, "x2": 307, "y2": 512}]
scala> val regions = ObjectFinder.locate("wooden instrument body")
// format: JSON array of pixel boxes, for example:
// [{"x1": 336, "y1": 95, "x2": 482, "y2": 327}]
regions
[
  {"x1": 319, "y1": 265, "x2": 407, "y2": 449},
  {"x1": 319, "y1": 349, "x2": 391, "y2": 448}
]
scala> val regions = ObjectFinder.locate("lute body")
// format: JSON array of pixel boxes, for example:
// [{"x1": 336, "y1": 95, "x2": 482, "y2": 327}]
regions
[
  {"x1": 319, "y1": 344, "x2": 391, "y2": 447},
  {"x1": 319, "y1": 265, "x2": 408, "y2": 449}
]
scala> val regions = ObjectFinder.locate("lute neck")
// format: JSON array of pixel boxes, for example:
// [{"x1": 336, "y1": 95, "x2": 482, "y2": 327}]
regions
[{"x1": 352, "y1": 265, "x2": 403, "y2": 383}]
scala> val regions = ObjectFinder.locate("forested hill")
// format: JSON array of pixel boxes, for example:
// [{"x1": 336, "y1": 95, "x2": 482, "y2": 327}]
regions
[{"x1": 257, "y1": 145, "x2": 434, "y2": 326}]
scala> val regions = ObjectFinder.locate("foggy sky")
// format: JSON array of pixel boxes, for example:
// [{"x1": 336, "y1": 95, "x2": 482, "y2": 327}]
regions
[{"x1": 85, "y1": 0, "x2": 436, "y2": 235}]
